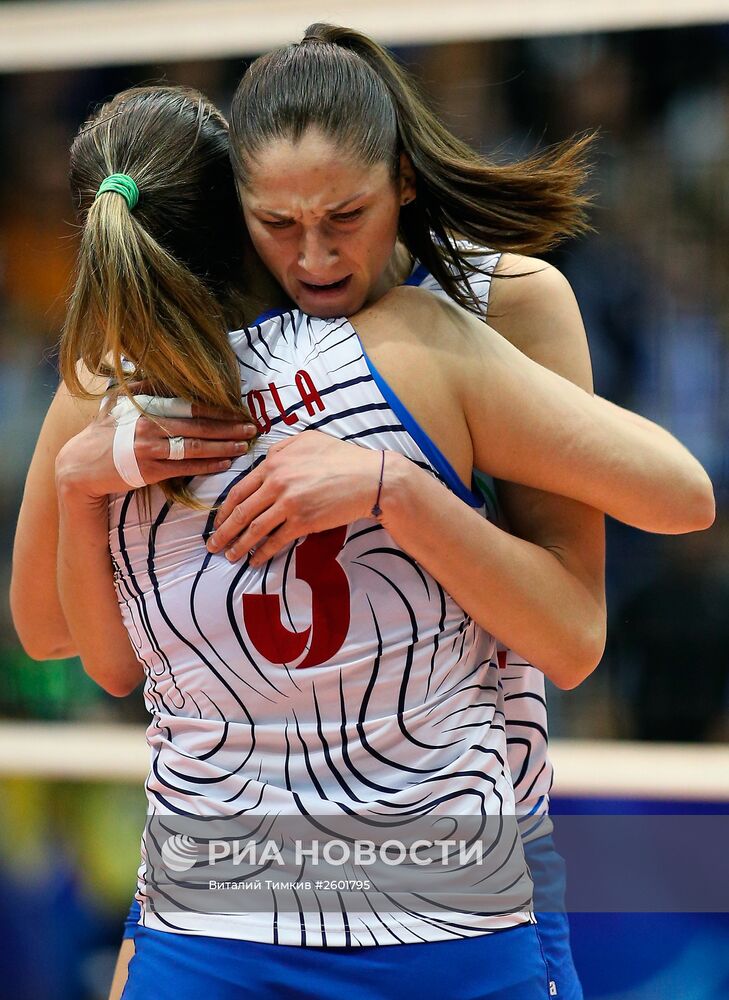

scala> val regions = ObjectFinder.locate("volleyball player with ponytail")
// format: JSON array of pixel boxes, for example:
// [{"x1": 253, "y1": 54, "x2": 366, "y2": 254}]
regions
[
  {"x1": 11, "y1": 85, "x2": 281, "y2": 665},
  {"x1": 204, "y1": 23, "x2": 709, "y2": 996},
  {"x1": 12, "y1": 59, "x2": 714, "y2": 1000},
  {"x1": 216, "y1": 25, "x2": 600, "y2": 998}
]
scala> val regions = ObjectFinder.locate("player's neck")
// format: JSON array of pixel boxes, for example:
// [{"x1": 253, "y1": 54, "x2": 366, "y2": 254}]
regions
[{"x1": 367, "y1": 242, "x2": 414, "y2": 307}]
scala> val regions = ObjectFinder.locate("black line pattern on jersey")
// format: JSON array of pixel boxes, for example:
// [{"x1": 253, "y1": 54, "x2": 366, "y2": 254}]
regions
[
  {"x1": 233, "y1": 353, "x2": 266, "y2": 378},
  {"x1": 341, "y1": 423, "x2": 409, "y2": 441},
  {"x1": 352, "y1": 559, "x2": 455, "y2": 753},
  {"x1": 303, "y1": 314, "x2": 349, "y2": 355},
  {"x1": 504, "y1": 719, "x2": 548, "y2": 743},
  {"x1": 221, "y1": 548, "x2": 290, "y2": 697},
  {"x1": 424, "y1": 681, "x2": 498, "y2": 721},
  {"x1": 305, "y1": 401, "x2": 392, "y2": 432},
  {"x1": 146, "y1": 504, "x2": 270, "y2": 721},
  {"x1": 351, "y1": 544, "x2": 431, "y2": 598},
  {"x1": 504, "y1": 690, "x2": 548, "y2": 709},
  {"x1": 252, "y1": 322, "x2": 289, "y2": 367},
  {"x1": 279, "y1": 542, "x2": 299, "y2": 631},
  {"x1": 432, "y1": 655, "x2": 488, "y2": 701},
  {"x1": 242, "y1": 323, "x2": 282, "y2": 374},
  {"x1": 302, "y1": 327, "x2": 360, "y2": 368},
  {"x1": 117, "y1": 494, "x2": 182, "y2": 716},
  {"x1": 335, "y1": 670, "x2": 404, "y2": 796},
  {"x1": 354, "y1": 595, "x2": 461, "y2": 773},
  {"x1": 183, "y1": 479, "x2": 283, "y2": 704},
  {"x1": 309, "y1": 684, "x2": 368, "y2": 803},
  {"x1": 515, "y1": 759, "x2": 549, "y2": 802},
  {"x1": 113, "y1": 555, "x2": 145, "y2": 651},
  {"x1": 424, "y1": 581, "x2": 448, "y2": 703},
  {"x1": 436, "y1": 695, "x2": 499, "y2": 727},
  {"x1": 188, "y1": 546, "x2": 279, "y2": 703},
  {"x1": 117, "y1": 281, "x2": 537, "y2": 943}
]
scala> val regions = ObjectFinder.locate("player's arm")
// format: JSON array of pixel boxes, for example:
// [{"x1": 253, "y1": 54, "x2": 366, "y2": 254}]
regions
[
  {"x1": 486, "y1": 253, "x2": 606, "y2": 658},
  {"x1": 12, "y1": 369, "x2": 256, "y2": 665},
  {"x1": 52, "y1": 398, "x2": 256, "y2": 695},
  {"x1": 10, "y1": 376, "x2": 106, "y2": 659},
  {"x1": 55, "y1": 466, "x2": 143, "y2": 698},
  {"x1": 429, "y1": 286, "x2": 714, "y2": 533},
  {"x1": 10, "y1": 367, "x2": 143, "y2": 693},
  {"x1": 367, "y1": 285, "x2": 713, "y2": 687},
  {"x1": 108, "y1": 939, "x2": 135, "y2": 1000}
]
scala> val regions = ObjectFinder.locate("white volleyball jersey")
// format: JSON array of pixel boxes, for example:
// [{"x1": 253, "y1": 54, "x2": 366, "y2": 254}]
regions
[
  {"x1": 410, "y1": 255, "x2": 553, "y2": 839},
  {"x1": 110, "y1": 307, "x2": 533, "y2": 946}
]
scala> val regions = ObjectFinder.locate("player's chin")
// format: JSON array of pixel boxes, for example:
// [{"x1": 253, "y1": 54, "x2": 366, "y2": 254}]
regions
[
  {"x1": 292, "y1": 281, "x2": 366, "y2": 320},
  {"x1": 297, "y1": 299, "x2": 364, "y2": 319},
  {"x1": 308, "y1": 300, "x2": 363, "y2": 319}
]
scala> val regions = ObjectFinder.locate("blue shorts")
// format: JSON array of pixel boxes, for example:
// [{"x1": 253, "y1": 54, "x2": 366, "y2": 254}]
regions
[
  {"x1": 122, "y1": 834, "x2": 582, "y2": 998},
  {"x1": 525, "y1": 834, "x2": 583, "y2": 1000},
  {"x1": 121, "y1": 922, "x2": 549, "y2": 1000},
  {"x1": 122, "y1": 897, "x2": 141, "y2": 940}
]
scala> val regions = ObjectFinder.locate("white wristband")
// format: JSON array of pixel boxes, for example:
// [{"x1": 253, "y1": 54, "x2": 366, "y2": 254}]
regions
[{"x1": 108, "y1": 395, "x2": 193, "y2": 489}]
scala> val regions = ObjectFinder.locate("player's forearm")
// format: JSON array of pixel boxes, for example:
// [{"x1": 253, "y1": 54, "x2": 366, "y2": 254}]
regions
[
  {"x1": 11, "y1": 376, "x2": 113, "y2": 660},
  {"x1": 596, "y1": 392, "x2": 715, "y2": 499},
  {"x1": 457, "y1": 304, "x2": 715, "y2": 536},
  {"x1": 56, "y1": 481, "x2": 143, "y2": 697},
  {"x1": 11, "y1": 424, "x2": 77, "y2": 660},
  {"x1": 589, "y1": 395, "x2": 715, "y2": 533},
  {"x1": 10, "y1": 548, "x2": 77, "y2": 660},
  {"x1": 483, "y1": 379, "x2": 714, "y2": 535},
  {"x1": 380, "y1": 453, "x2": 606, "y2": 689}
]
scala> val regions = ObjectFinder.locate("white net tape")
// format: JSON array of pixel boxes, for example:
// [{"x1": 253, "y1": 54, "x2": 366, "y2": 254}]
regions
[
  {"x1": 1, "y1": 0, "x2": 729, "y2": 73},
  {"x1": 1, "y1": 722, "x2": 728, "y2": 799}
]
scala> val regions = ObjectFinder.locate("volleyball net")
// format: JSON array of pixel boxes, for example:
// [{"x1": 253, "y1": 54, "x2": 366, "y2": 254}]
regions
[
  {"x1": 2, "y1": 722, "x2": 728, "y2": 801},
  {"x1": 2, "y1": 0, "x2": 729, "y2": 72}
]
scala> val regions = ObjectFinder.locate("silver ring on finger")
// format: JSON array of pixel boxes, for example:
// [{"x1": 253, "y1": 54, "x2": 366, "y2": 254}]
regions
[{"x1": 167, "y1": 435, "x2": 186, "y2": 461}]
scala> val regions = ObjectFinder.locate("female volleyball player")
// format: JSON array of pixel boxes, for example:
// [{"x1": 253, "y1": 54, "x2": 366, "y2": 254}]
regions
[
  {"x1": 27, "y1": 76, "x2": 712, "y2": 995},
  {"x1": 105, "y1": 28, "x2": 717, "y2": 995},
  {"x1": 12, "y1": 70, "x2": 712, "y2": 1000},
  {"x1": 216, "y1": 26, "x2": 605, "y2": 999},
  {"x1": 12, "y1": 72, "x2": 712, "y2": 1000},
  {"x1": 203, "y1": 25, "x2": 627, "y2": 1000}
]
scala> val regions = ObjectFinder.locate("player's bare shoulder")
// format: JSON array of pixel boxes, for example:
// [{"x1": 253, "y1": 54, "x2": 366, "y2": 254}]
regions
[
  {"x1": 488, "y1": 253, "x2": 591, "y2": 386},
  {"x1": 489, "y1": 253, "x2": 571, "y2": 314},
  {"x1": 359, "y1": 283, "x2": 500, "y2": 364},
  {"x1": 350, "y1": 285, "x2": 478, "y2": 468}
]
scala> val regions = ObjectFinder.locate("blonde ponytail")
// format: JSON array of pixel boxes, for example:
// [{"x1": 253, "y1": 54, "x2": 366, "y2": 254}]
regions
[{"x1": 61, "y1": 87, "x2": 256, "y2": 507}]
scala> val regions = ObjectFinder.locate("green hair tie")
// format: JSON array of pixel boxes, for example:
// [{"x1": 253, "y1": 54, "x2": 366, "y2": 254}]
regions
[{"x1": 95, "y1": 173, "x2": 139, "y2": 210}]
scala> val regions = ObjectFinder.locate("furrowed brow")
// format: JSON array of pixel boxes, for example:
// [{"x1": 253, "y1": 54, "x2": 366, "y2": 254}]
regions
[{"x1": 257, "y1": 192, "x2": 367, "y2": 219}]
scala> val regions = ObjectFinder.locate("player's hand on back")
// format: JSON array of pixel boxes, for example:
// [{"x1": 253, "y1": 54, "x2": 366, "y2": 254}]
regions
[
  {"x1": 206, "y1": 430, "x2": 385, "y2": 565},
  {"x1": 54, "y1": 392, "x2": 257, "y2": 501}
]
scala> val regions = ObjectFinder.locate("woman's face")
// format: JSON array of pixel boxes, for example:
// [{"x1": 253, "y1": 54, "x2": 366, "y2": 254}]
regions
[{"x1": 238, "y1": 128, "x2": 416, "y2": 318}]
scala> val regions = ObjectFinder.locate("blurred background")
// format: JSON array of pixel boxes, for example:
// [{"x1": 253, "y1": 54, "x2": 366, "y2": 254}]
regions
[{"x1": 0, "y1": 2, "x2": 727, "y2": 998}]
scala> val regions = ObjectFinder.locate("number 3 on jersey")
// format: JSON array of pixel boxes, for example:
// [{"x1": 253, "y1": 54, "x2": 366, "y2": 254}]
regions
[{"x1": 242, "y1": 526, "x2": 351, "y2": 668}]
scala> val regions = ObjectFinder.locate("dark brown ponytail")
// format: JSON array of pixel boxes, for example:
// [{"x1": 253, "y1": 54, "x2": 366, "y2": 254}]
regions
[{"x1": 231, "y1": 24, "x2": 595, "y2": 315}]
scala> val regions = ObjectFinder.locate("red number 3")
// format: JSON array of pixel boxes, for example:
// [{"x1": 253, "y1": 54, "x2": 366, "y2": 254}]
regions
[{"x1": 242, "y1": 526, "x2": 351, "y2": 668}]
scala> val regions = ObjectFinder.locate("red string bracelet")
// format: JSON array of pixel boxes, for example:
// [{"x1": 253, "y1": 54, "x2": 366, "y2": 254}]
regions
[{"x1": 371, "y1": 450, "x2": 386, "y2": 519}]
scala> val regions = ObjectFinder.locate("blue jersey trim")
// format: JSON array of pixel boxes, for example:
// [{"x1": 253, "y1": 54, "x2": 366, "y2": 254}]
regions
[
  {"x1": 248, "y1": 265, "x2": 481, "y2": 508},
  {"x1": 248, "y1": 307, "x2": 291, "y2": 326},
  {"x1": 403, "y1": 262, "x2": 430, "y2": 286},
  {"x1": 524, "y1": 794, "x2": 547, "y2": 818},
  {"x1": 357, "y1": 341, "x2": 482, "y2": 508}
]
